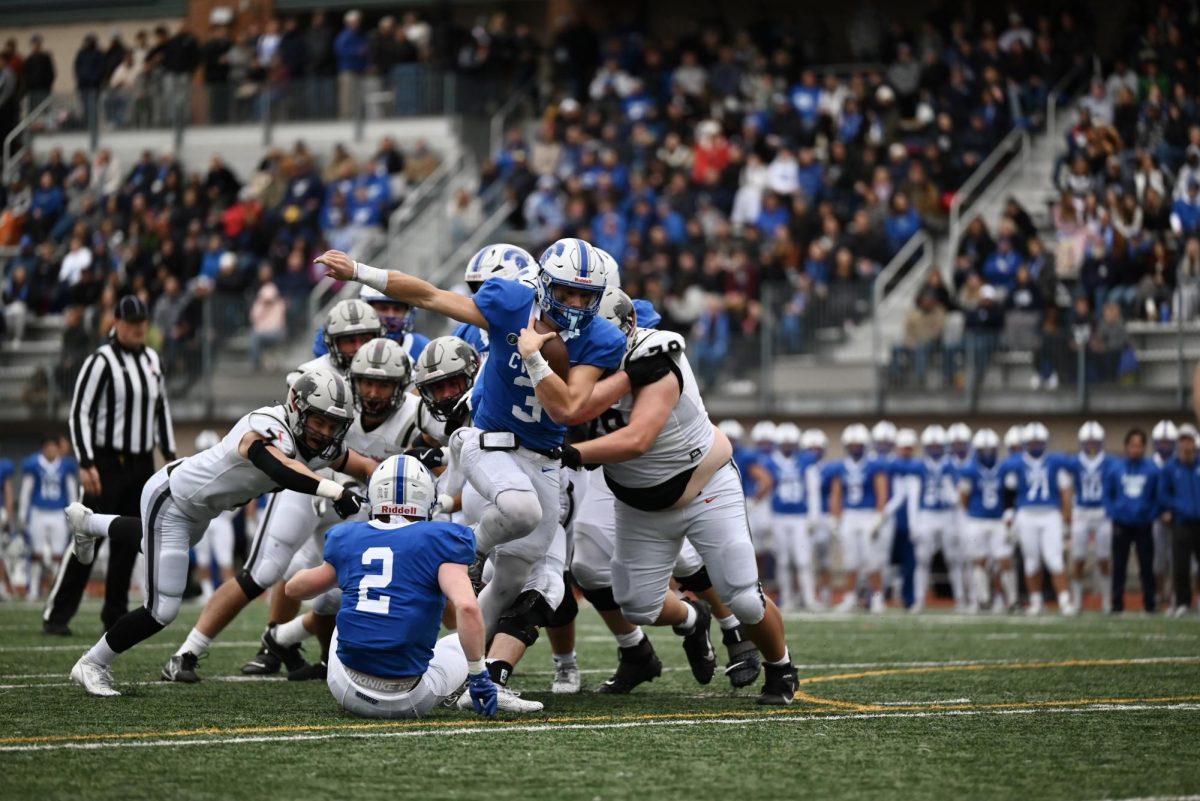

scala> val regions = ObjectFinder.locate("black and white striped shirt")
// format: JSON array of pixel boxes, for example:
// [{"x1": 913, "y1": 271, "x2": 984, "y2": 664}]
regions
[{"x1": 69, "y1": 339, "x2": 176, "y2": 467}]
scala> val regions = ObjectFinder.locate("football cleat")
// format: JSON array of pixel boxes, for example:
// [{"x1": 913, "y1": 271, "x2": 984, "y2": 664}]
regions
[
  {"x1": 241, "y1": 645, "x2": 282, "y2": 675},
  {"x1": 756, "y1": 662, "x2": 799, "y2": 706},
  {"x1": 597, "y1": 637, "x2": 663, "y2": 694},
  {"x1": 261, "y1": 624, "x2": 310, "y2": 673},
  {"x1": 721, "y1": 625, "x2": 762, "y2": 689},
  {"x1": 42, "y1": 622, "x2": 72, "y2": 637},
  {"x1": 550, "y1": 662, "x2": 581, "y2": 694},
  {"x1": 456, "y1": 684, "x2": 543, "y2": 713},
  {"x1": 66, "y1": 502, "x2": 99, "y2": 565},
  {"x1": 161, "y1": 652, "x2": 202, "y2": 683},
  {"x1": 287, "y1": 660, "x2": 327, "y2": 681},
  {"x1": 70, "y1": 655, "x2": 120, "y2": 697},
  {"x1": 673, "y1": 599, "x2": 716, "y2": 685}
]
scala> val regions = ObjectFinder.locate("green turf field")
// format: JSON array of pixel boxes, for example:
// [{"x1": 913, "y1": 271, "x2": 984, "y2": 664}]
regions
[{"x1": 2, "y1": 599, "x2": 1199, "y2": 801}]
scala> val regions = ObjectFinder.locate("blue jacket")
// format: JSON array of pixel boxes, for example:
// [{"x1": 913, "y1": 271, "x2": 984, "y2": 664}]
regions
[
  {"x1": 1158, "y1": 456, "x2": 1200, "y2": 522},
  {"x1": 1104, "y1": 457, "x2": 1161, "y2": 526}
]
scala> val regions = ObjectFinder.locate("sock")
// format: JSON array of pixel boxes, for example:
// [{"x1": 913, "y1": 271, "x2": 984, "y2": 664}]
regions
[
  {"x1": 1030, "y1": 591, "x2": 1043, "y2": 611},
  {"x1": 176, "y1": 628, "x2": 212, "y2": 658},
  {"x1": 87, "y1": 513, "x2": 119, "y2": 537},
  {"x1": 972, "y1": 566, "x2": 990, "y2": 608},
  {"x1": 273, "y1": 616, "x2": 311, "y2": 647},
  {"x1": 615, "y1": 628, "x2": 645, "y2": 649},
  {"x1": 1070, "y1": 579, "x2": 1082, "y2": 606},
  {"x1": 1057, "y1": 589, "x2": 1072, "y2": 609},
  {"x1": 675, "y1": 602, "x2": 698, "y2": 632},
  {"x1": 716, "y1": 613, "x2": 739, "y2": 631},
  {"x1": 200, "y1": 577, "x2": 214, "y2": 601},
  {"x1": 487, "y1": 659, "x2": 513, "y2": 686},
  {"x1": 766, "y1": 647, "x2": 791, "y2": 667},
  {"x1": 86, "y1": 635, "x2": 119, "y2": 667},
  {"x1": 1001, "y1": 570, "x2": 1017, "y2": 605},
  {"x1": 552, "y1": 650, "x2": 577, "y2": 667}
]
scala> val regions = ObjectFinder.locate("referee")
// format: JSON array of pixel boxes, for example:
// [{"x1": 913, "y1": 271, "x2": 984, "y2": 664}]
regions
[{"x1": 43, "y1": 295, "x2": 176, "y2": 635}]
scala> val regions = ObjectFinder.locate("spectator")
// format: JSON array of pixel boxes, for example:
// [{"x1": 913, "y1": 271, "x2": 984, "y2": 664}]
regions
[
  {"x1": 74, "y1": 34, "x2": 105, "y2": 130},
  {"x1": 23, "y1": 34, "x2": 55, "y2": 113},
  {"x1": 691, "y1": 294, "x2": 730, "y2": 390},
  {"x1": 305, "y1": 11, "x2": 337, "y2": 116},
  {"x1": 404, "y1": 139, "x2": 441, "y2": 184},
  {"x1": 274, "y1": 250, "x2": 314, "y2": 335},
  {"x1": 983, "y1": 236, "x2": 1021, "y2": 292},
  {"x1": 335, "y1": 10, "x2": 369, "y2": 118},
  {"x1": 961, "y1": 284, "x2": 1004, "y2": 393},
  {"x1": 55, "y1": 304, "x2": 93, "y2": 393},
  {"x1": 891, "y1": 289, "x2": 945, "y2": 386},
  {"x1": 1033, "y1": 306, "x2": 1071, "y2": 389},
  {"x1": 1105, "y1": 428, "x2": 1160, "y2": 614},
  {"x1": 106, "y1": 52, "x2": 141, "y2": 127},
  {"x1": 1170, "y1": 179, "x2": 1200, "y2": 237},
  {"x1": 884, "y1": 191, "x2": 921, "y2": 255},
  {"x1": 1091, "y1": 301, "x2": 1130, "y2": 382},
  {"x1": 1177, "y1": 235, "x2": 1200, "y2": 320},
  {"x1": 200, "y1": 24, "x2": 233, "y2": 124},
  {"x1": 161, "y1": 24, "x2": 199, "y2": 127},
  {"x1": 57, "y1": 234, "x2": 92, "y2": 290},
  {"x1": 248, "y1": 264, "x2": 287, "y2": 370}
]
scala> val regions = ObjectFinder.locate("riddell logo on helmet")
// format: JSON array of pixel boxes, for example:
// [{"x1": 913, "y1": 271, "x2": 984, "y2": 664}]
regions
[{"x1": 380, "y1": 504, "x2": 420, "y2": 516}]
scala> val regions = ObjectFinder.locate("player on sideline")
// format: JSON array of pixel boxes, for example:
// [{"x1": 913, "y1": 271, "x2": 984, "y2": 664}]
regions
[
  {"x1": 67, "y1": 369, "x2": 375, "y2": 696},
  {"x1": 19, "y1": 436, "x2": 76, "y2": 600},
  {"x1": 558, "y1": 304, "x2": 799, "y2": 705},
  {"x1": 285, "y1": 455, "x2": 497, "y2": 719},
  {"x1": 1150, "y1": 420, "x2": 1179, "y2": 609},
  {"x1": 764, "y1": 423, "x2": 817, "y2": 611},
  {"x1": 910, "y1": 425, "x2": 965, "y2": 612},
  {"x1": 958, "y1": 429, "x2": 1012, "y2": 613},
  {"x1": 316, "y1": 240, "x2": 627, "y2": 638},
  {"x1": 1069, "y1": 421, "x2": 1114, "y2": 612},
  {"x1": 828, "y1": 424, "x2": 890, "y2": 612}
]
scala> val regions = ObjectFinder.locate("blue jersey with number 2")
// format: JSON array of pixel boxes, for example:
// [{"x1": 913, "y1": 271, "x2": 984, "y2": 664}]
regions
[
  {"x1": 471, "y1": 279, "x2": 626, "y2": 451},
  {"x1": 325, "y1": 518, "x2": 474, "y2": 678}
]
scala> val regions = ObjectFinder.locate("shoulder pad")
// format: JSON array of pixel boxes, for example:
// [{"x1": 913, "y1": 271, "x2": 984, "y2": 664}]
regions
[
  {"x1": 626, "y1": 329, "x2": 685, "y2": 363},
  {"x1": 247, "y1": 409, "x2": 296, "y2": 457}
]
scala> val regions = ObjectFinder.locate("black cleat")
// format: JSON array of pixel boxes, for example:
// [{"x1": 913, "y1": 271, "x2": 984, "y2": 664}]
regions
[
  {"x1": 673, "y1": 599, "x2": 716, "y2": 685},
  {"x1": 261, "y1": 625, "x2": 309, "y2": 673},
  {"x1": 162, "y1": 651, "x2": 202, "y2": 683},
  {"x1": 756, "y1": 661, "x2": 799, "y2": 705},
  {"x1": 42, "y1": 622, "x2": 72, "y2": 637},
  {"x1": 722, "y1": 625, "x2": 762, "y2": 689},
  {"x1": 287, "y1": 660, "x2": 327, "y2": 681},
  {"x1": 597, "y1": 636, "x2": 663, "y2": 694},
  {"x1": 467, "y1": 552, "x2": 486, "y2": 595},
  {"x1": 241, "y1": 646, "x2": 282, "y2": 675}
]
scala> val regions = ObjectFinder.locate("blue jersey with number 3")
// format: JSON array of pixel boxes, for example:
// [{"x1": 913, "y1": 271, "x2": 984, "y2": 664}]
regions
[
  {"x1": 471, "y1": 279, "x2": 625, "y2": 451},
  {"x1": 829, "y1": 457, "x2": 886, "y2": 510},
  {"x1": 324, "y1": 518, "x2": 475, "y2": 678},
  {"x1": 958, "y1": 459, "x2": 1004, "y2": 520}
]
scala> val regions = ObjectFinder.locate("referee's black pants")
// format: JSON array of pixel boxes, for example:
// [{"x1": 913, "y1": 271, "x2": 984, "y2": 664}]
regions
[
  {"x1": 43, "y1": 451, "x2": 155, "y2": 631},
  {"x1": 1110, "y1": 522, "x2": 1156, "y2": 613}
]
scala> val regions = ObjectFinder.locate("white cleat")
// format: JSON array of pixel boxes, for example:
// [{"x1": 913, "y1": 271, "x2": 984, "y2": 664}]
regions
[
  {"x1": 550, "y1": 663, "x2": 581, "y2": 694},
  {"x1": 457, "y1": 685, "x2": 544, "y2": 713},
  {"x1": 70, "y1": 655, "x2": 120, "y2": 697},
  {"x1": 868, "y1": 593, "x2": 886, "y2": 614},
  {"x1": 834, "y1": 594, "x2": 858, "y2": 612},
  {"x1": 66, "y1": 503, "x2": 100, "y2": 565}
]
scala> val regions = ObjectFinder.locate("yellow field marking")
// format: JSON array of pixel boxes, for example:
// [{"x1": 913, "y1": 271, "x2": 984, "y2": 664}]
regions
[{"x1": 791, "y1": 691, "x2": 879, "y2": 712}]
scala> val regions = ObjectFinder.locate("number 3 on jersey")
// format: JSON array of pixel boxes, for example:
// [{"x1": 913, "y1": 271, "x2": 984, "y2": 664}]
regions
[
  {"x1": 357, "y1": 546, "x2": 392, "y2": 615},
  {"x1": 508, "y1": 352, "x2": 545, "y2": 424}
]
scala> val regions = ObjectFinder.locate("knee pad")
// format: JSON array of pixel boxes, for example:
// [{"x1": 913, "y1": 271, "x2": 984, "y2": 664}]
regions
[
  {"x1": 727, "y1": 583, "x2": 767, "y2": 625},
  {"x1": 493, "y1": 490, "x2": 543, "y2": 540},
  {"x1": 313, "y1": 588, "x2": 342, "y2": 617},
  {"x1": 580, "y1": 584, "x2": 620, "y2": 612},
  {"x1": 676, "y1": 565, "x2": 713, "y2": 594},
  {"x1": 547, "y1": 580, "x2": 578, "y2": 628},
  {"x1": 237, "y1": 569, "x2": 268, "y2": 600},
  {"x1": 496, "y1": 589, "x2": 552, "y2": 647},
  {"x1": 150, "y1": 550, "x2": 190, "y2": 625}
]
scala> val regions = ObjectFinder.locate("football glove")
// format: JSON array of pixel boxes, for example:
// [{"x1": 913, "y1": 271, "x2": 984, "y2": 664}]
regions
[
  {"x1": 560, "y1": 443, "x2": 583, "y2": 470},
  {"x1": 333, "y1": 490, "x2": 367, "y2": 519},
  {"x1": 468, "y1": 670, "x2": 498, "y2": 718},
  {"x1": 404, "y1": 446, "x2": 445, "y2": 470}
]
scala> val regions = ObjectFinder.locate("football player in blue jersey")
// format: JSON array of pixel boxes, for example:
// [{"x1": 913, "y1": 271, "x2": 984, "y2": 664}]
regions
[
  {"x1": 1150, "y1": 420, "x2": 1179, "y2": 608},
  {"x1": 958, "y1": 429, "x2": 1013, "y2": 613},
  {"x1": 285, "y1": 455, "x2": 498, "y2": 719},
  {"x1": 0, "y1": 454, "x2": 14, "y2": 600},
  {"x1": 1001, "y1": 422, "x2": 1076, "y2": 616},
  {"x1": 764, "y1": 423, "x2": 818, "y2": 610},
  {"x1": 1069, "y1": 421, "x2": 1114, "y2": 612},
  {"x1": 454, "y1": 243, "x2": 538, "y2": 365},
  {"x1": 19, "y1": 436, "x2": 77, "y2": 600},
  {"x1": 909, "y1": 426, "x2": 962, "y2": 612},
  {"x1": 312, "y1": 285, "x2": 430, "y2": 362},
  {"x1": 890, "y1": 428, "x2": 922, "y2": 608},
  {"x1": 870, "y1": 421, "x2": 913, "y2": 608},
  {"x1": 828, "y1": 424, "x2": 890, "y2": 612},
  {"x1": 803, "y1": 429, "x2": 835, "y2": 607},
  {"x1": 316, "y1": 238, "x2": 627, "y2": 636}
]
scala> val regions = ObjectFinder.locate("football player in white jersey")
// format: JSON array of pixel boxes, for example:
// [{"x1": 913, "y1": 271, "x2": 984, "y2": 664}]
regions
[
  {"x1": 559, "y1": 302, "x2": 798, "y2": 705},
  {"x1": 190, "y1": 430, "x2": 240, "y2": 602},
  {"x1": 1151, "y1": 419, "x2": 1179, "y2": 608},
  {"x1": 67, "y1": 368, "x2": 375, "y2": 696},
  {"x1": 1069, "y1": 421, "x2": 1113, "y2": 612},
  {"x1": 412, "y1": 335, "x2": 481, "y2": 448}
]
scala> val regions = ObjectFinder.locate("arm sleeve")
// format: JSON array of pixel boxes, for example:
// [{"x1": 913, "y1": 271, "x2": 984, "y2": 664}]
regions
[
  {"x1": 69, "y1": 353, "x2": 107, "y2": 467},
  {"x1": 246, "y1": 440, "x2": 322, "y2": 495}
]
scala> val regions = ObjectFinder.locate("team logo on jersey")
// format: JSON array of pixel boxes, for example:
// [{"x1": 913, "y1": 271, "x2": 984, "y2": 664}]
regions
[{"x1": 506, "y1": 333, "x2": 519, "y2": 345}]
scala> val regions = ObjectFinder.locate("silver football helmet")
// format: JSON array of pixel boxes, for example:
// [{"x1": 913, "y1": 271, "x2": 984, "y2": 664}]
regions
[
  {"x1": 323, "y1": 299, "x2": 384, "y2": 371},
  {"x1": 413, "y1": 335, "x2": 481, "y2": 421},
  {"x1": 350, "y1": 338, "x2": 413, "y2": 417},
  {"x1": 285, "y1": 367, "x2": 355, "y2": 461}
]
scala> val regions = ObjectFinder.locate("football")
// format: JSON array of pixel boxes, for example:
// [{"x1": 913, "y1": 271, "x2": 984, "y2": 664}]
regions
[{"x1": 534, "y1": 316, "x2": 570, "y2": 380}]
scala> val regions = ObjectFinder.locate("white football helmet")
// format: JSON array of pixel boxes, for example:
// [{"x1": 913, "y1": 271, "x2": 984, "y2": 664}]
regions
[
  {"x1": 895, "y1": 427, "x2": 918, "y2": 450},
  {"x1": 751, "y1": 421, "x2": 778, "y2": 446},
  {"x1": 537, "y1": 238, "x2": 605, "y2": 337},
  {"x1": 413, "y1": 335, "x2": 481, "y2": 422},
  {"x1": 1022, "y1": 421, "x2": 1050, "y2": 445},
  {"x1": 871, "y1": 420, "x2": 897, "y2": 446},
  {"x1": 774, "y1": 422, "x2": 802, "y2": 447},
  {"x1": 801, "y1": 428, "x2": 828, "y2": 451},
  {"x1": 285, "y1": 367, "x2": 355, "y2": 461},
  {"x1": 598, "y1": 286, "x2": 637, "y2": 340},
  {"x1": 1078, "y1": 420, "x2": 1106, "y2": 445},
  {"x1": 842, "y1": 423, "x2": 871, "y2": 447},
  {"x1": 464, "y1": 244, "x2": 536, "y2": 293},
  {"x1": 1152, "y1": 419, "x2": 1179, "y2": 443},
  {"x1": 323, "y1": 299, "x2": 384, "y2": 371},
  {"x1": 921, "y1": 424, "x2": 947, "y2": 450},
  {"x1": 947, "y1": 422, "x2": 972, "y2": 445},
  {"x1": 350, "y1": 338, "x2": 413, "y2": 417},
  {"x1": 368, "y1": 454, "x2": 437, "y2": 521},
  {"x1": 593, "y1": 247, "x2": 622, "y2": 287},
  {"x1": 195, "y1": 429, "x2": 220, "y2": 452},
  {"x1": 1004, "y1": 425, "x2": 1024, "y2": 453},
  {"x1": 359, "y1": 284, "x2": 415, "y2": 336},
  {"x1": 972, "y1": 428, "x2": 1000, "y2": 451},
  {"x1": 718, "y1": 419, "x2": 745, "y2": 445}
]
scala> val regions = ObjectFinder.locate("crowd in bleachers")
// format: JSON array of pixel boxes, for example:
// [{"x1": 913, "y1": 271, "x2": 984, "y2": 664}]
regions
[
  {"x1": 0, "y1": 136, "x2": 439, "y2": 388},
  {"x1": 893, "y1": 4, "x2": 1200, "y2": 394}
]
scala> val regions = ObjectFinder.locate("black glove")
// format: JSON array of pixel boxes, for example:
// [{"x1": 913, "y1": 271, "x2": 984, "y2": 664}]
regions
[
  {"x1": 624, "y1": 354, "x2": 674, "y2": 387},
  {"x1": 560, "y1": 443, "x2": 583, "y2": 470},
  {"x1": 404, "y1": 446, "x2": 445, "y2": 470},
  {"x1": 333, "y1": 490, "x2": 367, "y2": 519}
]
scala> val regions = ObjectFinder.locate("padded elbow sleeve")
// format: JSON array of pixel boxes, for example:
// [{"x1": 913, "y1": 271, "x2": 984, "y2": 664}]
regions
[{"x1": 247, "y1": 439, "x2": 320, "y2": 495}]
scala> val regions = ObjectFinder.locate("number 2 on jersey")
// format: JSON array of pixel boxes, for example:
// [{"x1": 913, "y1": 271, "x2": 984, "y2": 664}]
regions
[{"x1": 356, "y1": 546, "x2": 392, "y2": 615}]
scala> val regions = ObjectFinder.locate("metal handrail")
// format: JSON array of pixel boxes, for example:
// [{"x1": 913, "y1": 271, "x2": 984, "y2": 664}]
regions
[
  {"x1": 385, "y1": 149, "x2": 465, "y2": 270},
  {"x1": 489, "y1": 78, "x2": 537, "y2": 158},
  {"x1": 948, "y1": 127, "x2": 1029, "y2": 253},
  {"x1": 870, "y1": 230, "x2": 933, "y2": 409},
  {"x1": 2, "y1": 95, "x2": 53, "y2": 183},
  {"x1": 1045, "y1": 61, "x2": 1087, "y2": 151},
  {"x1": 430, "y1": 194, "x2": 515, "y2": 292}
]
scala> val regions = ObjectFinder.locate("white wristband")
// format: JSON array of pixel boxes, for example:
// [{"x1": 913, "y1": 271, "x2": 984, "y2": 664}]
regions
[
  {"x1": 467, "y1": 658, "x2": 487, "y2": 675},
  {"x1": 523, "y1": 352, "x2": 553, "y2": 386},
  {"x1": 316, "y1": 479, "x2": 344, "y2": 500},
  {"x1": 353, "y1": 261, "x2": 390, "y2": 294}
]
